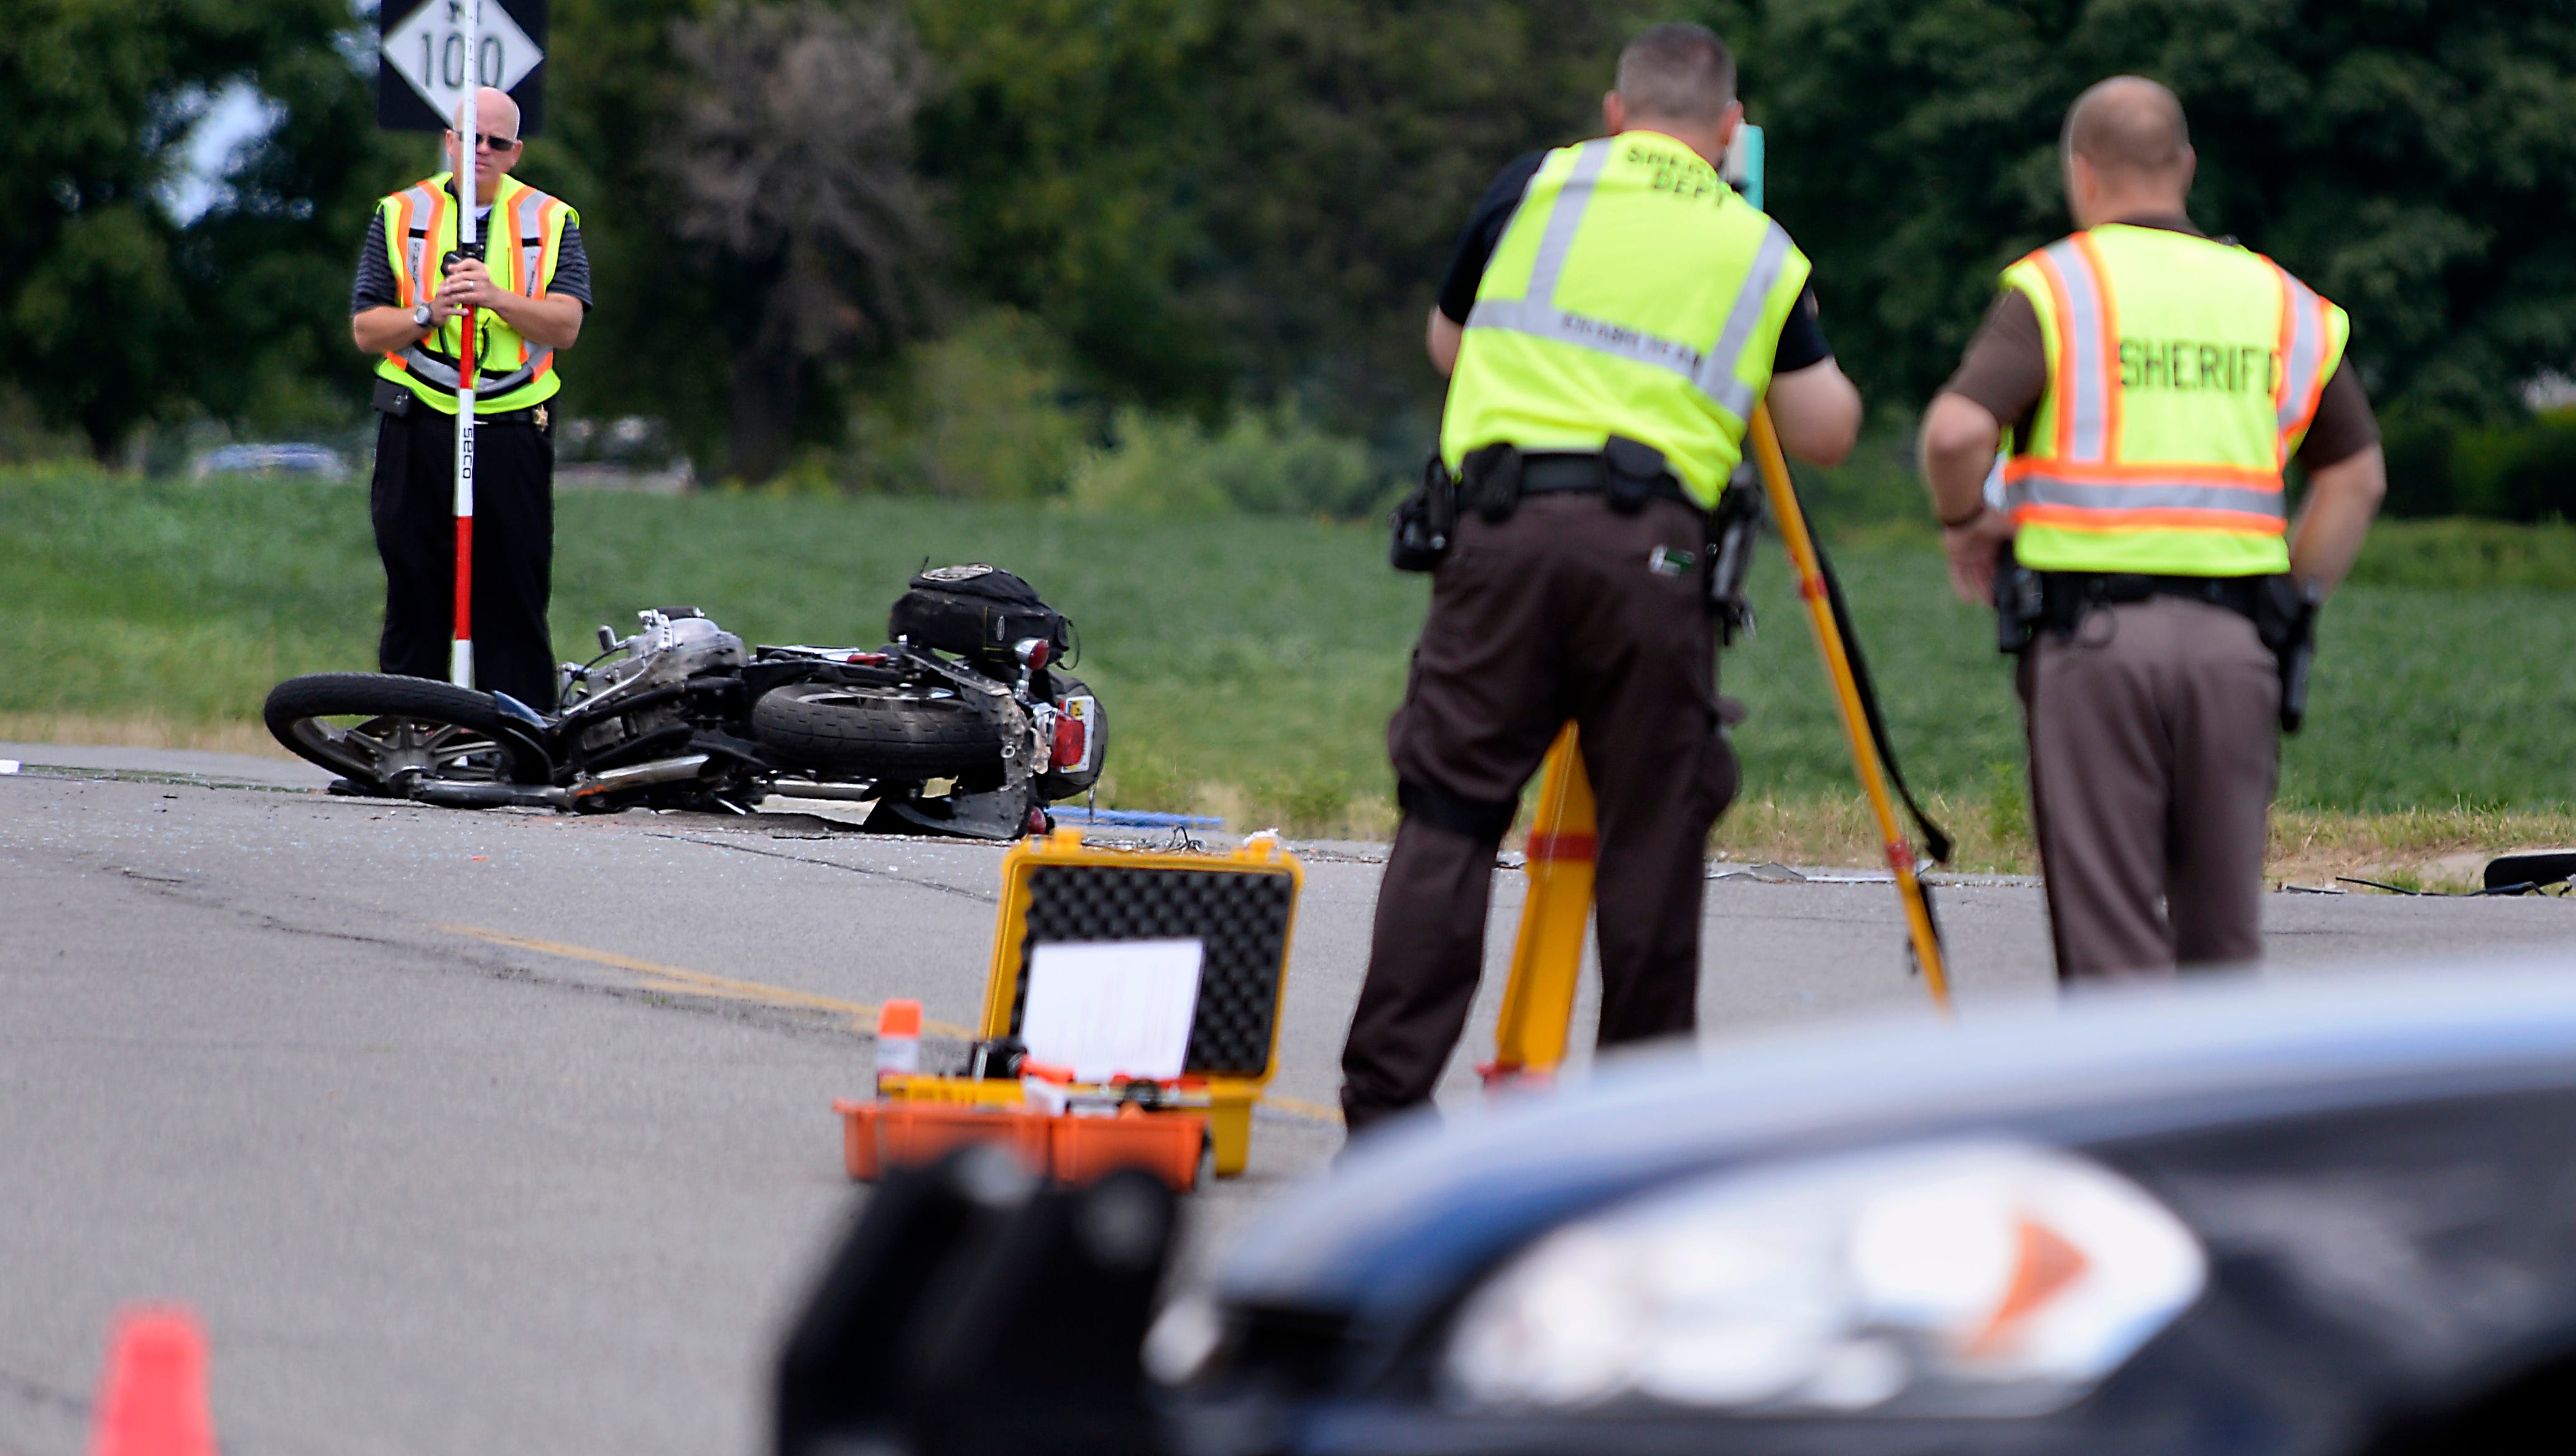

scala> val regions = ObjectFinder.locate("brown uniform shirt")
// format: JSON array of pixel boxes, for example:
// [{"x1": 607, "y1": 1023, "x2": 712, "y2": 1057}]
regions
[{"x1": 1941, "y1": 215, "x2": 2379, "y2": 470}]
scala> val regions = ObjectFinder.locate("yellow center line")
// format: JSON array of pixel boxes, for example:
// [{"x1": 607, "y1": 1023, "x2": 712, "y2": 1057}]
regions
[
  {"x1": 433, "y1": 923, "x2": 979, "y2": 1037},
  {"x1": 434, "y1": 922, "x2": 1342, "y2": 1126},
  {"x1": 1258, "y1": 1093, "x2": 1344, "y2": 1126}
]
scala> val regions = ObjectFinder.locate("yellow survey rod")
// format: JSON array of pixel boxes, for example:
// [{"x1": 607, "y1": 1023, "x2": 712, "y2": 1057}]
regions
[
  {"x1": 1746, "y1": 406, "x2": 1952, "y2": 1008},
  {"x1": 1484, "y1": 723, "x2": 1594, "y2": 1084}
]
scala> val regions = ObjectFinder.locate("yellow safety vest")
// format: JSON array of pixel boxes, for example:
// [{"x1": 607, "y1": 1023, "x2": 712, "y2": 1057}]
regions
[
  {"x1": 1441, "y1": 131, "x2": 1811, "y2": 508},
  {"x1": 2001, "y1": 225, "x2": 2348, "y2": 576},
  {"x1": 375, "y1": 172, "x2": 577, "y2": 415}
]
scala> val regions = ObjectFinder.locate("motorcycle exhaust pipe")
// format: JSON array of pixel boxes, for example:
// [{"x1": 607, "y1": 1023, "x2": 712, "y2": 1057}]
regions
[
  {"x1": 568, "y1": 753, "x2": 712, "y2": 807},
  {"x1": 767, "y1": 781, "x2": 877, "y2": 802},
  {"x1": 410, "y1": 781, "x2": 570, "y2": 810}
]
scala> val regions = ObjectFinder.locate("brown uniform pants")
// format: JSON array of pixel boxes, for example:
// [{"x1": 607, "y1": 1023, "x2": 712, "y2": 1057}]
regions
[
  {"x1": 2020, "y1": 595, "x2": 2279, "y2": 981},
  {"x1": 1339, "y1": 494, "x2": 1740, "y2": 1132}
]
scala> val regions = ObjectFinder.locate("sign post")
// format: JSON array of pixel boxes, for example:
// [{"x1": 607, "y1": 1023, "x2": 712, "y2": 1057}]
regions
[
  {"x1": 378, "y1": 0, "x2": 547, "y2": 688},
  {"x1": 379, "y1": 1, "x2": 548, "y2": 137}
]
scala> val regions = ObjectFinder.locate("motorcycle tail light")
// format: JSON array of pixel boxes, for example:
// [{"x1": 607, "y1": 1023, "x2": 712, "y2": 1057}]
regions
[{"x1": 1053, "y1": 713, "x2": 1089, "y2": 769}]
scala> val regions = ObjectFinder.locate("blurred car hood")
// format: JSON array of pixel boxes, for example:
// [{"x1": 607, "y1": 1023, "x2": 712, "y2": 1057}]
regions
[{"x1": 1219, "y1": 957, "x2": 2576, "y2": 1323}]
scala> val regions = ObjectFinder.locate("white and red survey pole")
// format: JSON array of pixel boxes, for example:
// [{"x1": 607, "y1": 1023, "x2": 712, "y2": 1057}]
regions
[{"x1": 448, "y1": 0, "x2": 484, "y2": 688}]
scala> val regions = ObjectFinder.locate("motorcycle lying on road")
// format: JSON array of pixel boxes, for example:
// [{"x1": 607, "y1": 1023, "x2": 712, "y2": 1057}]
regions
[{"x1": 262, "y1": 565, "x2": 1106, "y2": 840}]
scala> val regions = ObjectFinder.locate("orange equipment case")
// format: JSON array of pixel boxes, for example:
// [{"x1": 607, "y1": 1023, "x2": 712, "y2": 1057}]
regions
[{"x1": 836, "y1": 825, "x2": 1303, "y2": 1189}]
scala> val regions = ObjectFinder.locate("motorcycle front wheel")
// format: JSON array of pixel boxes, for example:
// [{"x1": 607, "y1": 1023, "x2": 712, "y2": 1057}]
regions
[{"x1": 264, "y1": 673, "x2": 552, "y2": 795}]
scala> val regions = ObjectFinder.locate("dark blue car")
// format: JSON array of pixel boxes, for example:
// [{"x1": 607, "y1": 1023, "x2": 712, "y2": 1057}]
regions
[{"x1": 778, "y1": 964, "x2": 2576, "y2": 1456}]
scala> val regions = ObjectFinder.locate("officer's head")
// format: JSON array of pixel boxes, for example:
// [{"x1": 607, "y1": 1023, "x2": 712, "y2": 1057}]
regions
[
  {"x1": 443, "y1": 86, "x2": 525, "y2": 205},
  {"x1": 1604, "y1": 23, "x2": 1742, "y2": 165},
  {"x1": 2059, "y1": 77, "x2": 2196, "y2": 228}
]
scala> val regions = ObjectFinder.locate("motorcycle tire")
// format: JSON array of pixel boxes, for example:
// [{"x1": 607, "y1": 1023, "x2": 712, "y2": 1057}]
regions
[
  {"x1": 751, "y1": 682, "x2": 1007, "y2": 778},
  {"x1": 264, "y1": 673, "x2": 552, "y2": 792},
  {"x1": 1037, "y1": 674, "x2": 1108, "y2": 803}
]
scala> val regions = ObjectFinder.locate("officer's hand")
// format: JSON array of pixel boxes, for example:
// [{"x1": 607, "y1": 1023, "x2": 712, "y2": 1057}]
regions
[
  {"x1": 437, "y1": 258, "x2": 497, "y2": 311},
  {"x1": 1942, "y1": 508, "x2": 2016, "y2": 605},
  {"x1": 423, "y1": 292, "x2": 465, "y2": 327}
]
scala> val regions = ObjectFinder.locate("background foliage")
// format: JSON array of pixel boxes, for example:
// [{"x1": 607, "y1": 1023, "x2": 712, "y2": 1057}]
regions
[
  {"x1": 7, "y1": 466, "x2": 2574, "y2": 850},
  {"x1": 0, "y1": 0, "x2": 2570, "y2": 497}
]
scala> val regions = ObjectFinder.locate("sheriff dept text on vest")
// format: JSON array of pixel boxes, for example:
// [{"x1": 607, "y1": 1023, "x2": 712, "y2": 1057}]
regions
[
  {"x1": 1441, "y1": 132, "x2": 1811, "y2": 508},
  {"x1": 375, "y1": 172, "x2": 576, "y2": 415},
  {"x1": 2001, "y1": 224, "x2": 2347, "y2": 577}
]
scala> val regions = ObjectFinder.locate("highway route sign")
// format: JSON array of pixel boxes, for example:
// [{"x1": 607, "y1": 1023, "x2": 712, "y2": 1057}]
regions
[{"x1": 378, "y1": 0, "x2": 548, "y2": 136}]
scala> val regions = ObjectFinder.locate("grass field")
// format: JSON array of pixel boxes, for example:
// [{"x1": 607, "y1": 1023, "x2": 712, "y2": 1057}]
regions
[{"x1": 5, "y1": 463, "x2": 2573, "y2": 876}]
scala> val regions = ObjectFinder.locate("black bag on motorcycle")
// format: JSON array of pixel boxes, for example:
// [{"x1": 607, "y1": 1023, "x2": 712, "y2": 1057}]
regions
[{"x1": 889, "y1": 564, "x2": 1073, "y2": 674}]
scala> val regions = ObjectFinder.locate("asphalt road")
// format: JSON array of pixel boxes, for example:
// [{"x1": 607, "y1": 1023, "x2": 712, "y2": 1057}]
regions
[{"x1": 7, "y1": 741, "x2": 2575, "y2": 1455}]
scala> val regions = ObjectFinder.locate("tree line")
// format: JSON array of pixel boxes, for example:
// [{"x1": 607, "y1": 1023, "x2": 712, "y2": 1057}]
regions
[{"x1": 4, "y1": 0, "x2": 2569, "y2": 494}]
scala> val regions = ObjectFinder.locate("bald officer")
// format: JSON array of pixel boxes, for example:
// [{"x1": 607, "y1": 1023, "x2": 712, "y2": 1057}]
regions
[
  {"x1": 349, "y1": 86, "x2": 589, "y2": 713},
  {"x1": 1919, "y1": 77, "x2": 2386, "y2": 980}
]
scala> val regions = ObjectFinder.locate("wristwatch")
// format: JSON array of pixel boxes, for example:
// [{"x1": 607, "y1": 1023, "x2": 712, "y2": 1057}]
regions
[{"x1": 412, "y1": 302, "x2": 435, "y2": 330}]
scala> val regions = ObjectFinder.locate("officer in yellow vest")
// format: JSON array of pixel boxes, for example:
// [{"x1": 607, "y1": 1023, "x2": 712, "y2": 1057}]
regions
[
  {"x1": 349, "y1": 86, "x2": 588, "y2": 713},
  {"x1": 1920, "y1": 77, "x2": 2386, "y2": 980},
  {"x1": 1339, "y1": 23, "x2": 1864, "y2": 1133}
]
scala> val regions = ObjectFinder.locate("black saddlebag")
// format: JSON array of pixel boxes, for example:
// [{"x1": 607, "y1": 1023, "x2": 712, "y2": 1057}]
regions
[{"x1": 888, "y1": 564, "x2": 1073, "y2": 673}]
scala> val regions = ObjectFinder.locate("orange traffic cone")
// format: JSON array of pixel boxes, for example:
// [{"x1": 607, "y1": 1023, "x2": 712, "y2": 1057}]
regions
[{"x1": 89, "y1": 1306, "x2": 215, "y2": 1456}]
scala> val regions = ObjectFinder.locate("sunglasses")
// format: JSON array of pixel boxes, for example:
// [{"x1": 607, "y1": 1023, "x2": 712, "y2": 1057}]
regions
[{"x1": 450, "y1": 133, "x2": 520, "y2": 151}]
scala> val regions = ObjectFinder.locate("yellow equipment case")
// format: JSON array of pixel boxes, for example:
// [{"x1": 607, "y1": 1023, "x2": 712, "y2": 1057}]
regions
[{"x1": 836, "y1": 826, "x2": 1303, "y2": 1188}]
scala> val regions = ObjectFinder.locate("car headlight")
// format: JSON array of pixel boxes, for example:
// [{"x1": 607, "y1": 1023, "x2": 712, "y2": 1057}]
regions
[{"x1": 1443, "y1": 1141, "x2": 2204, "y2": 1417}]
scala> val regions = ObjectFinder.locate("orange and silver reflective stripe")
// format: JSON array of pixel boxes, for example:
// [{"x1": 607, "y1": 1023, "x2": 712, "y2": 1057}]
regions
[
  {"x1": 2272, "y1": 264, "x2": 2330, "y2": 463},
  {"x1": 2003, "y1": 465, "x2": 2286, "y2": 529},
  {"x1": 2012, "y1": 503, "x2": 2285, "y2": 533},
  {"x1": 1463, "y1": 139, "x2": 1793, "y2": 420},
  {"x1": 515, "y1": 191, "x2": 553, "y2": 297},
  {"x1": 381, "y1": 182, "x2": 443, "y2": 368},
  {"x1": 510, "y1": 189, "x2": 558, "y2": 370},
  {"x1": 537, "y1": 203, "x2": 567, "y2": 297},
  {"x1": 405, "y1": 182, "x2": 445, "y2": 308},
  {"x1": 2028, "y1": 234, "x2": 2117, "y2": 465}
]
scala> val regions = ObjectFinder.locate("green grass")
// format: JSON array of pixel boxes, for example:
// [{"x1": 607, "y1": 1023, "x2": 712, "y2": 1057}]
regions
[{"x1": 5, "y1": 463, "x2": 2574, "y2": 853}]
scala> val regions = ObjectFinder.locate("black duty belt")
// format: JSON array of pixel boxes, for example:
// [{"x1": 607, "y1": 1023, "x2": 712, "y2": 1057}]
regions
[
  {"x1": 1515, "y1": 452, "x2": 1702, "y2": 511},
  {"x1": 2043, "y1": 571, "x2": 2263, "y2": 621}
]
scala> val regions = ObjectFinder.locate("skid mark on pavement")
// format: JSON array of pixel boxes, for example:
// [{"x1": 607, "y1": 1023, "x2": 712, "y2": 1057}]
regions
[
  {"x1": 433, "y1": 924, "x2": 979, "y2": 1037},
  {"x1": 431, "y1": 924, "x2": 1345, "y2": 1126}
]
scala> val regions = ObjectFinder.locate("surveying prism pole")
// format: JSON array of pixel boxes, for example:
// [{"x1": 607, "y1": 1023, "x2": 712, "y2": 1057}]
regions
[
  {"x1": 447, "y1": 0, "x2": 484, "y2": 689},
  {"x1": 1745, "y1": 407, "x2": 1952, "y2": 1008}
]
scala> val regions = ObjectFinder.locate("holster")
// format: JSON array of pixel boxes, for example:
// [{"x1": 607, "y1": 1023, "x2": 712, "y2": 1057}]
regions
[
  {"x1": 1389, "y1": 452, "x2": 1459, "y2": 572},
  {"x1": 2254, "y1": 575, "x2": 2322, "y2": 735},
  {"x1": 1707, "y1": 462, "x2": 1765, "y2": 643},
  {"x1": 1992, "y1": 545, "x2": 2043, "y2": 654},
  {"x1": 371, "y1": 377, "x2": 415, "y2": 418}
]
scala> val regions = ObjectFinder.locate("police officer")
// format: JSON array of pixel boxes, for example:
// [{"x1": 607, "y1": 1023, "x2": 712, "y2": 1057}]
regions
[
  {"x1": 1919, "y1": 77, "x2": 2386, "y2": 980},
  {"x1": 349, "y1": 85, "x2": 589, "y2": 712},
  {"x1": 1338, "y1": 23, "x2": 1864, "y2": 1133}
]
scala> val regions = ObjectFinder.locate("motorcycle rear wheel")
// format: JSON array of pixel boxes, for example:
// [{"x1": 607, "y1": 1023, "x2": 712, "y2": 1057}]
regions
[
  {"x1": 752, "y1": 682, "x2": 1006, "y2": 778},
  {"x1": 265, "y1": 673, "x2": 550, "y2": 794}
]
